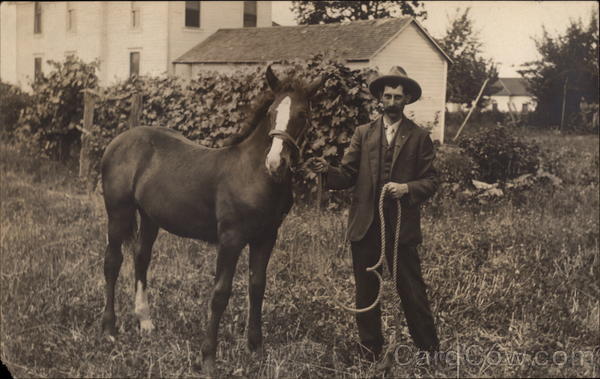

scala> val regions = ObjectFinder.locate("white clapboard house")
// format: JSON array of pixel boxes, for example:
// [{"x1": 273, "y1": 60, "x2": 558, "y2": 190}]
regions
[
  {"x1": 485, "y1": 77, "x2": 537, "y2": 114},
  {"x1": 1, "y1": 2, "x2": 450, "y2": 141}
]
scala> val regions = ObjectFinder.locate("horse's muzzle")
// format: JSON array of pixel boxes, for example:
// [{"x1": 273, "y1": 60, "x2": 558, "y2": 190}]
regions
[{"x1": 265, "y1": 155, "x2": 290, "y2": 182}]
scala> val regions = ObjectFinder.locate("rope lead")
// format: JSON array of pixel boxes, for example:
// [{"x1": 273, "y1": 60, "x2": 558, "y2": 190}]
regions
[{"x1": 331, "y1": 184, "x2": 402, "y2": 314}]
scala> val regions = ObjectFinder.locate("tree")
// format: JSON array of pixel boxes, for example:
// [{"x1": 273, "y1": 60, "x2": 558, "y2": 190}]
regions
[
  {"x1": 519, "y1": 11, "x2": 598, "y2": 128},
  {"x1": 438, "y1": 8, "x2": 498, "y2": 107},
  {"x1": 291, "y1": 1, "x2": 427, "y2": 25}
]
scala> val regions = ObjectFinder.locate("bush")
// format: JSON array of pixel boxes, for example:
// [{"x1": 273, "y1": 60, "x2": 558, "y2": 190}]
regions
[
  {"x1": 18, "y1": 56, "x2": 99, "y2": 160},
  {"x1": 458, "y1": 124, "x2": 541, "y2": 183},
  {"x1": 81, "y1": 56, "x2": 380, "y2": 206},
  {"x1": 435, "y1": 144, "x2": 479, "y2": 188},
  {"x1": 0, "y1": 81, "x2": 31, "y2": 138}
]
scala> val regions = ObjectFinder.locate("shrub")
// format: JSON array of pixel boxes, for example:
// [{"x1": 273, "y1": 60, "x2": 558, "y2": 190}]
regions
[
  {"x1": 435, "y1": 144, "x2": 479, "y2": 188},
  {"x1": 82, "y1": 55, "x2": 380, "y2": 206},
  {"x1": 458, "y1": 124, "x2": 541, "y2": 183},
  {"x1": 18, "y1": 56, "x2": 99, "y2": 160},
  {"x1": 0, "y1": 81, "x2": 31, "y2": 138}
]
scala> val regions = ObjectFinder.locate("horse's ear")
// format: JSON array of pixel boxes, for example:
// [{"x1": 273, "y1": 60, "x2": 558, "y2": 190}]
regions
[
  {"x1": 306, "y1": 75, "x2": 325, "y2": 97},
  {"x1": 266, "y1": 65, "x2": 280, "y2": 91}
]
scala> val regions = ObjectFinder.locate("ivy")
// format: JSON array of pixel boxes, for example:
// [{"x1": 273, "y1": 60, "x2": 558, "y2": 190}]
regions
[
  {"x1": 19, "y1": 56, "x2": 99, "y2": 160},
  {"x1": 17, "y1": 55, "x2": 385, "y2": 204}
]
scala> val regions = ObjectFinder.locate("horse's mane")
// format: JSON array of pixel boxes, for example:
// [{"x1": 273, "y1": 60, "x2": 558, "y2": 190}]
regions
[
  {"x1": 222, "y1": 78, "x2": 308, "y2": 146},
  {"x1": 222, "y1": 91, "x2": 275, "y2": 146}
]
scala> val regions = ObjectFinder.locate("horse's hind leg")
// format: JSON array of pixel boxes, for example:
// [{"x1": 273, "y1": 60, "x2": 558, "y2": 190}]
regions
[
  {"x1": 247, "y1": 232, "x2": 276, "y2": 354},
  {"x1": 134, "y1": 210, "x2": 159, "y2": 333},
  {"x1": 101, "y1": 206, "x2": 136, "y2": 337}
]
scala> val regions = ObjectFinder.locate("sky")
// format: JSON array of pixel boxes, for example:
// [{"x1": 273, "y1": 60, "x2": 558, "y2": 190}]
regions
[{"x1": 272, "y1": 1, "x2": 598, "y2": 77}]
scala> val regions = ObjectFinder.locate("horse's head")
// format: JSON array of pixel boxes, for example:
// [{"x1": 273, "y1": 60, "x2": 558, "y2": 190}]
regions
[{"x1": 264, "y1": 65, "x2": 323, "y2": 181}]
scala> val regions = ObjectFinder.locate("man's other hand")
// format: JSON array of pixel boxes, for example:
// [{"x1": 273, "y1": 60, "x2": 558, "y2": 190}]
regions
[
  {"x1": 384, "y1": 182, "x2": 409, "y2": 199},
  {"x1": 306, "y1": 157, "x2": 328, "y2": 173}
]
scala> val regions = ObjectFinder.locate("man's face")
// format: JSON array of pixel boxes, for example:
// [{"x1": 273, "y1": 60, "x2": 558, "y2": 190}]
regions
[{"x1": 382, "y1": 85, "x2": 410, "y2": 120}]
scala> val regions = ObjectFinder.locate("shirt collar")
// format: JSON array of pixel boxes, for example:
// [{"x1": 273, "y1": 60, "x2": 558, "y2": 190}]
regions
[{"x1": 383, "y1": 115, "x2": 402, "y2": 130}]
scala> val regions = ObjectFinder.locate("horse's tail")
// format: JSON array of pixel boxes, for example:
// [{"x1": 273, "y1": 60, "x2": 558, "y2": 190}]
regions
[{"x1": 122, "y1": 210, "x2": 139, "y2": 254}]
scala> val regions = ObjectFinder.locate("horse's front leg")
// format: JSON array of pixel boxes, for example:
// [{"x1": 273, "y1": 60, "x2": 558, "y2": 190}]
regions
[
  {"x1": 247, "y1": 232, "x2": 277, "y2": 354},
  {"x1": 201, "y1": 232, "x2": 243, "y2": 376}
]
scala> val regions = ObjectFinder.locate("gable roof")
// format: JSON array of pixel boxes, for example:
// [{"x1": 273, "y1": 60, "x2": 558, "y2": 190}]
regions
[
  {"x1": 174, "y1": 17, "x2": 451, "y2": 64},
  {"x1": 490, "y1": 78, "x2": 532, "y2": 97}
]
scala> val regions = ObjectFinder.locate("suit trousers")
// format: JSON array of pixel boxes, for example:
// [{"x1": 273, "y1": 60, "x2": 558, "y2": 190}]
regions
[{"x1": 350, "y1": 199, "x2": 439, "y2": 355}]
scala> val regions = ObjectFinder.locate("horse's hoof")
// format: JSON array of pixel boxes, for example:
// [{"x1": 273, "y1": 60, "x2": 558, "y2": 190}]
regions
[
  {"x1": 139, "y1": 319, "x2": 155, "y2": 333},
  {"x1": 374, "y1": 351, "x2": 394, "y2": 373},
  {"x1": 247, "y1": 343, "x2": 264, "y2": 358},
  {"x1": 101, "y1": 318, "x2": 117, "y2": 339},
  {"x1": 202, "y1": 356, "x2": 217, "y2": 378}
]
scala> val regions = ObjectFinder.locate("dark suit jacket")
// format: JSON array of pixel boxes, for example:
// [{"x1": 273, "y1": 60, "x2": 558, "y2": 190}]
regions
[{"x1": 325, "y1": 116, "x2": 438, "y2": 243}]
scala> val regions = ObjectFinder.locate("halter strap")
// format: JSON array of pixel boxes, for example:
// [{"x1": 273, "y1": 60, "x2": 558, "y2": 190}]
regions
[{"x1": 268, "y1": 129, "x2": 301, "y2": 162}]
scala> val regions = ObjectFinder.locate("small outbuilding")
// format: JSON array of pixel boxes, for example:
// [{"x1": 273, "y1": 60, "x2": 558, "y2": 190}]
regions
[
  {"x1": 174, "y1": 17, "x2": 451, "y2": 142},
  {"x1": 485, "y1": 78, "x2": 537, "y2": 114}
]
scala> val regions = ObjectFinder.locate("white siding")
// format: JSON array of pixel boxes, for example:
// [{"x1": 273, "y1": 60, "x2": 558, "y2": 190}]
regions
[
  {"x1": 14, "y1": 2, "x2": 104, "y2": 90},
  {"x1": 367, "y1": 23, "x2": 447, "y2": 142},
  {"x1": 0, "y1": 2, "x2": 18, "y2": 85},
  {"x1": 4, "y1": 1, "x2": 272, "y2": 87},
  {"x1": 256, "y1": 1, "x2": 272, "y2": 27},
  {"x1": 102, "y1": 1, "x2": 169, "y2": 84},
  {"x1": 486, "y1": 95, "x2": 537, "y2": 113}
]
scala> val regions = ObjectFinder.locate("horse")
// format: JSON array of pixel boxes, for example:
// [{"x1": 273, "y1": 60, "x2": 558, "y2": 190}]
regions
[{"x1": 99, "y1": 65, "x2": 323, "y2": 375}]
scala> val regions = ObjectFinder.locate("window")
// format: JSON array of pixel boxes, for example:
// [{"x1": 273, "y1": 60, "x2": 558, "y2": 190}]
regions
[
  {"x1": 185, "y1": 1, "x2": 200, "y2": 28},
  {"x1": 66, "y1": 2, "x2": 76, "y2": 32},
  {"x1": 492, "y1": 101, "x2": 498, "y2": 112},
  {"x1": 34, "y1": 2, "x2": 42, "y2": 34},
  {"x1": 34, "y1": 57, "x2": 42, "y2": 82},
  {"x1": 131, "y1": 2, "x2": 141, "y2": 29},
  {"x1": 243, "y1": 1, "x2": 257, "y2": 27},
  {"x1": 522, "y1": 103, "x2": 529, "y2": 113},
  {"x1": 130, "y1": 52, "x2": 140, "y2": 77}
]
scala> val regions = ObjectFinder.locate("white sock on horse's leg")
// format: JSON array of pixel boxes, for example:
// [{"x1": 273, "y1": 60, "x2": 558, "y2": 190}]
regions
[{"x1": 135, "y1": 280, "x2": 154, "y2": 332}]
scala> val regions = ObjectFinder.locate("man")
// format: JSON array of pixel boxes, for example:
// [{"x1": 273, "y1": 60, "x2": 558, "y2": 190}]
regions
[{"x1": 310, "y1": 66, "x2": 439, "y2": 361}]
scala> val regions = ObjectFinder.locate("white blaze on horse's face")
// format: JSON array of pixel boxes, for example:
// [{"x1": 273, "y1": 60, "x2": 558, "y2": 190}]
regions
[{"x1": 266, "y1": 96, "x2": 291, "y2": 176}]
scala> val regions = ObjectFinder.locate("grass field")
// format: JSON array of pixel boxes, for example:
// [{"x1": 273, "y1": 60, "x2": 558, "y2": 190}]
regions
[{"x1": 1, "y1": 129, "x2": 599, "y2": 378}]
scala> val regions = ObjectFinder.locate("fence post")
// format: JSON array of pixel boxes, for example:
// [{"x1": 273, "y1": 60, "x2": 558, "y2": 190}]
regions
[
  {"x1": 79, "y1": 91, "x2": 95, "y2": 187},
  {"x1": 128, "y1": 93, "x2": 143, "y2": 129}
]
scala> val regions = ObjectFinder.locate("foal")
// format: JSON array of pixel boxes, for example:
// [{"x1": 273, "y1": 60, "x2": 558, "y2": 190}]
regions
[{"x1": 99, "y1": 66, "x2": 322, "y2": 375}]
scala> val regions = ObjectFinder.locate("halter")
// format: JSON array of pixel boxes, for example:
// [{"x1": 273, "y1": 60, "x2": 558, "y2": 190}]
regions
[
  {"x1": 267, "y1": 116, "x2": 310, "y2": 168},
  {"x1": 268, "y1": 129, "x2": 301, "y2": 161}
]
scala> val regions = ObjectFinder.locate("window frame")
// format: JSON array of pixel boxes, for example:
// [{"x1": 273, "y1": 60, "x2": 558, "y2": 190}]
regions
[
  {"x1": 131, "y1": 2, "x2": 141, "y2": 30},
  {"x1": 34, "y1": 2, "x2": 42, "y2": 34},
  {"x1": 66, "y1": 2, "x2": 76, "y2": 33},
  {"x1": 243, "y1": 1, "x2": 257, "y2": 27},
  {"x1": 185, "y1": 1, "x2": 201, "y2": 28},
  {"x1": 130, "y1": 51, "x2": 141, "y2": 78},
  {"x1": 34, "y1": 57, "x2": 43, "y2": 82}
]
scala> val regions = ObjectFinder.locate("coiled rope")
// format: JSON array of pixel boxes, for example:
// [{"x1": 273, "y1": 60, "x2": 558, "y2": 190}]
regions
[{"x1": 316, "y1": 173, "x2": 402, "y2": 314}]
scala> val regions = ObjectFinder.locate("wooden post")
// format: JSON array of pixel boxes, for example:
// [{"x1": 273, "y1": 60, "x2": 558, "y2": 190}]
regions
[
  {"x1": 560, "y1": 76, "x2": 569, "y2": 131},
  {"x1": 453, "y1": 78, "x2": 489, "y2": 142},
  {"x1": 507, "y1": 101, "x2": 518, "y2": 126},
  {"x1": 79, "y1": 91, "x2": 95, "y2": 185},
  {"x1": 128, "y1": 93, "x2": 142, "y2": 129}
]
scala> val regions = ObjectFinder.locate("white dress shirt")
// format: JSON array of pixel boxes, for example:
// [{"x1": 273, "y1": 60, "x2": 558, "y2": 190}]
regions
[{"x1": 383, "y1": 116, "x2": 402, "y2": 145}]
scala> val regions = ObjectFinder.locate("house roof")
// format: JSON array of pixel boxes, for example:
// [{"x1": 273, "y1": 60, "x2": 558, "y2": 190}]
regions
[
  {"x1": 490, "y1": 78, "x2": 532, "y2": 97},
  {"x1": 174, "y1": 17, "x2": 451, "y2": 64}
]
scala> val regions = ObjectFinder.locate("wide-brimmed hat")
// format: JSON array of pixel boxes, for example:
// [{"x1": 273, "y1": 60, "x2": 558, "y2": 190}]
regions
[{"x1": 368, "y1": 66, "x2": 422, "y2": 103}]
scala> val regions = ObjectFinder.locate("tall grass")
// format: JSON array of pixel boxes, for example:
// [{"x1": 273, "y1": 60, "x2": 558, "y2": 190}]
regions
[{"x1": 1, "y1": 131, "x2": 598, "y2": 377}]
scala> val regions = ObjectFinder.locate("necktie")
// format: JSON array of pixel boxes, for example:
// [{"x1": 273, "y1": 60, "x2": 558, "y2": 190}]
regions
[{"x1": 385, "y1": 124, "x2": 396, "y2": 144}]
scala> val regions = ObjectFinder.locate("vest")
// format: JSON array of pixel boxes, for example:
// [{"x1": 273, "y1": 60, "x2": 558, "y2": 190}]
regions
[{"x1": 377, "y1": 124, "x2": 398, "y2": 196}]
